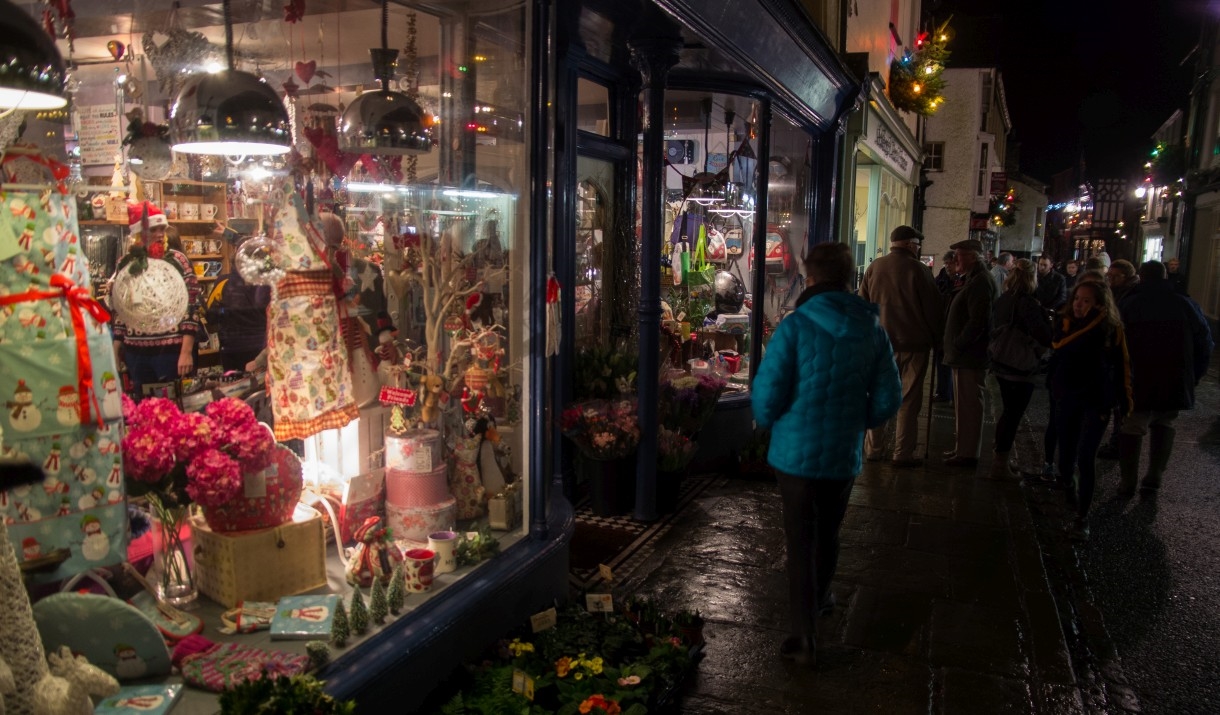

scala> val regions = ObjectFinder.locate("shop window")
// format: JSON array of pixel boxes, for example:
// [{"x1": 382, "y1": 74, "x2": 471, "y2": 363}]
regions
[
  {"x1": 976, "y1": 143, "x2": 990, "y2": 197},
  {"x1": 924, "y1": 142, "x2": 944, "y2": 171},
  {"x1": 577, "y1": 79, "x2": 611, "y2": 136}
]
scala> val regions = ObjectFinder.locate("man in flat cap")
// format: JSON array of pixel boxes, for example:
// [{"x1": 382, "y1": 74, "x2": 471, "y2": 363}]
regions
[
  {"x1": 859, "y1": 225, "x2": 944, "y2": 467},
  {"x1": 942, "y1": 238, "x2": 998, "y2": 468}
]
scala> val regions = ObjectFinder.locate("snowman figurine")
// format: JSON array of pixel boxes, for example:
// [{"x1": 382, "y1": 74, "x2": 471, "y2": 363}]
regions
[
  {"x1": 80, "y1": 514, "x2": 110, "y2": 562},
  {"x1": 7, "y1": 379, "x2": 42, "y2": 432},
  {"x1": 100, "y1": 371, "x2": 123, "y2": 420},
  {"x1": 112, "y1": 644, "x2": 147, "y2": 679}
]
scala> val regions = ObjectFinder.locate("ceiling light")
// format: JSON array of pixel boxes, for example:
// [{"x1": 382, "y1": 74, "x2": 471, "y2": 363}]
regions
[
  {"x1": 337, "y1": 0, "x2": 432, "y2": 155},
  {"x1": 169, "y1": 0, "x2": 290, "y2": 155},
  {"x1": 0, "y1": 0, "x2": 68, "y2": 110}
]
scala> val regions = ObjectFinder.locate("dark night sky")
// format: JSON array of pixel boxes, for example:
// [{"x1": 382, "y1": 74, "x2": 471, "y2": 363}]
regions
[{"x1": 930, "y1": 0, "x2": 1205, "y2": 184}]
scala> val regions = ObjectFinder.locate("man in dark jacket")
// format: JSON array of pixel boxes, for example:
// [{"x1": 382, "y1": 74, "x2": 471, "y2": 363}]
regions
[
  {"x1": 1034, "y1": 254, "x2": 1067, "y2": 312},
  {"x1": 942, "y1": 238, "x2": 998, "y2": 468},
  {"x1": 1116, "y1": 261, "x2": 1213, "y2": 496},
  {"x1": 859, "y1": 225, "x2": 944, "y2": 467}
]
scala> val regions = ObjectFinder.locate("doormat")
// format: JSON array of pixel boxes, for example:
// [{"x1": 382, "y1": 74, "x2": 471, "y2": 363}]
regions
[{"x1": 569, "y1": 473, "x2": 722, "y2": 592}]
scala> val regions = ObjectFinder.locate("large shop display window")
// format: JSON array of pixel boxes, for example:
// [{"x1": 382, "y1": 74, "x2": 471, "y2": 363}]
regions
[
  {"x1": 652, "y1": 90, "x2": 810, "y2": 394},
  {"x1": 0, "y1": 0, "x2": 532, "y2": 701}
]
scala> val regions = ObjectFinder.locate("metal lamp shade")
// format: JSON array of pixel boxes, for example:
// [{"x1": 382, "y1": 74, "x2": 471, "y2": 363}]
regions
[
  {"x1": 169, "y1": 69, "x2": 291, "y2": 155},
  {"x1": 0, "y1": 0, "x2": 67, "y2": 110},
  {"x1": 338, "y1": 90, "x2": 432, "y2": 155}
]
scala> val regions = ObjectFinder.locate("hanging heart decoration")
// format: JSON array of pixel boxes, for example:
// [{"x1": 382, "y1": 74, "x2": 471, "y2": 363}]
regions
[
  {"x1": 385, "y1": 269, "x2": 411, "y2": 300},
  {"x1": 283, "y1": 0, "x2": 305, "y2": 23},
  {"x1": 294, "y1": 60, "x2": 317, "y2": 84},
  {"x1": 106, "y1": 40, "x2": 125, "y2": 61}
]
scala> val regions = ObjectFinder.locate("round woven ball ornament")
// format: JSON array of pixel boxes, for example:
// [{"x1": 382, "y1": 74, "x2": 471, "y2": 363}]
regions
[
  {"x1": 235, "y1": 234, "x2": 287, "y2": 286},
  {"x1": 110, "y1": 257, "x2": 189, "y2": 334},
  {"x1": 127, "y1": 135, "x2": 174, "y2": 181}
]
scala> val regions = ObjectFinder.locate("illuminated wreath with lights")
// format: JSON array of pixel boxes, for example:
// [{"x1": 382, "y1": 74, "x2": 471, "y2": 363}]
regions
[
  {"x1": 990, "y1": 186, "x2": 1019, "y2": 228},
  {"x1": 889, "y1": 19, "x2": 952, "y2": 116}
]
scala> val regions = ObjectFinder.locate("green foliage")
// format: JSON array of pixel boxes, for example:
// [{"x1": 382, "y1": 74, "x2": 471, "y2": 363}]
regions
[
  {"x1": 218, "y1": 674, "x2": 355, "y2": 715},
  {"x1": 349, "y1": 588, "x2": 369, "y2": 635},
  {"x1": 330, "y1": 599, "x2": 349, "y2": 648},
  {"x1": 889, "y1": 18, "x2": 953, "y2": 116},
  {"x1": 456, "y1": 526, "x2": 501, "y2": 567},
  {"x1": 573, "y1": 345, "x2": 639, "y2": 401},
  {"x1": 370, "y1": 578, "x2": 388, "y2": 625},
  {"x1": 388, "y1": 564, "x2": 406, "y2": 615}
]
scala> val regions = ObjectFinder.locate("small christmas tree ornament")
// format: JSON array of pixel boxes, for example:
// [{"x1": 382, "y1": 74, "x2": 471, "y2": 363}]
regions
[
  {"x1": 305, "y1": 640, "x2": 330, "y2": 670},
  {"x1": 349, "y1": 588, "x2": 369, "y2": 635},
  {"x1": 388, "y1": 563, "x2": 406, "y2": 615},
  {"x1": 369, "y1": 578, "x2": 388, "y2": 625},
  {"x1": 330, "y1": 599, "x2": 349, "y2": 647}
]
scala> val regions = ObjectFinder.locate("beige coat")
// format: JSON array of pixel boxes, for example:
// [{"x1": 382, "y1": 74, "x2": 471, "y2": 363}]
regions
[{"x1": 859, "y1": 247, "x2": 945, "y2": 352}]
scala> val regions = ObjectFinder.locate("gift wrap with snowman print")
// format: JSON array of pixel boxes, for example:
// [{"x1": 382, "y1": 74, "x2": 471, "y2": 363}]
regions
[
  {"x1": 265, "y1": 179, "x2": 359, "y2": 440},
  {"x1": 0, "y1": 185, "x2": 127, "y2": 584}
]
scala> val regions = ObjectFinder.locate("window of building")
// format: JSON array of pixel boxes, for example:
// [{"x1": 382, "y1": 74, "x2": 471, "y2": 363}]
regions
[
  {"x1": 924, "y1": 142, "x2": 944, "y2": 172},
  {"x1": 976, "y1": 143, "x2": 990, "y2": 197},
  {"x1": 1035, "y1": 206, "x2": 1044, "y2": 237}
]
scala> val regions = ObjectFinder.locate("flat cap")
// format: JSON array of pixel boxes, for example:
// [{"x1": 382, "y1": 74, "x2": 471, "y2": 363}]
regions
[
  {"x1": 890, "y1": 225, "x2": 924, "y2": 243},
  {"x1": 949, "y1": 238, "x2": 984, "y2": 253}
]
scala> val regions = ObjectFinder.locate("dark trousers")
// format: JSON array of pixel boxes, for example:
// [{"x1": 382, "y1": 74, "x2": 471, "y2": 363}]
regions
[
  {"x1": 1055, "y1": 399, "x2": 1108, "y2": 519},
  {"x1": 932, "y1": 347, "x2": 953, "y2": 399},
  {"x1": 124, "y1": 346, "x2": 180, "y2": 399},
  {"x1": 776, "y1": 472, "x2": 854, "y2": 643},
  {"x1": 994, "y1": 377, "x2": 1035, "y2": 453}
]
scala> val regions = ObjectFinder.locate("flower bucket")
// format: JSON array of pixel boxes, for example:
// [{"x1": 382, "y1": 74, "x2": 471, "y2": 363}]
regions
[
  {"x1": 203, "y1": 446, "x2": 303, "y2": 533},
  {"x1": 579, "y1": 453, "x2": 636, "y2": 517}
]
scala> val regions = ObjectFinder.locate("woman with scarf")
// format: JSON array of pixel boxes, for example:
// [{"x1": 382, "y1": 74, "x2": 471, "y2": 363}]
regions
[{"x1": 1047, "y1": 280, "x2": 1131, "y2": 541}]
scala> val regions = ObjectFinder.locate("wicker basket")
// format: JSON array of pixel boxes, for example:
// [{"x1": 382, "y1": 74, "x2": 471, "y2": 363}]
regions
[{"x1": 192, "y1": 504, "x2": 326, "y2": 608}]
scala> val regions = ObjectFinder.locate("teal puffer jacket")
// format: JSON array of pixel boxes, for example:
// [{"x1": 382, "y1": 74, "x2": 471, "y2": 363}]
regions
[{"x1": 752, "y1": 289, "x2": 902, "y2": 479}]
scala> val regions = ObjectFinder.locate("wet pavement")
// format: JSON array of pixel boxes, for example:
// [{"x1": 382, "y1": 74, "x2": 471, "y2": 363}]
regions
[{"x1": 617, "y1": 381, "x2": 1099, "y2": 714}]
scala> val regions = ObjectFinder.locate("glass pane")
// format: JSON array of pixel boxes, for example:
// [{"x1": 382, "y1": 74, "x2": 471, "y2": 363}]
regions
[
  {"x1": 575, "y1": 156, "x2": 616, "y2": 345},
  {"x1": 762, "y1": 113, "x2": 811, "y2": 333},
  {"x1": 654, "y1": 89, "x2": 757, "y2": 393},
  {"x1": 577, "y1": 79, "x2": 611, "y2": 136}
]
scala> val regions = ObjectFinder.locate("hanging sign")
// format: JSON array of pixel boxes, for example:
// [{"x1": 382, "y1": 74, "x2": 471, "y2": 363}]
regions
[
  {"x1": 75, "y1": 105, "x2": 123, "y2": 166},
  {"x1": 378, "y1": 386, "x2": 417, "y2": 406}
]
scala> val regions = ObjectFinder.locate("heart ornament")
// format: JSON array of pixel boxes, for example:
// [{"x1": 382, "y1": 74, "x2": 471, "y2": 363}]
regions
[{"x1": 295, "y1": 60, "x2": 317, "y2": 84}]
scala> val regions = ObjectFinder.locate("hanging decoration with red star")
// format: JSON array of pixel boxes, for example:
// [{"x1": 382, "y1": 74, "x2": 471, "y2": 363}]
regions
[{"x1": 889, "y1": 18, "x2": 952, "y2": 116}]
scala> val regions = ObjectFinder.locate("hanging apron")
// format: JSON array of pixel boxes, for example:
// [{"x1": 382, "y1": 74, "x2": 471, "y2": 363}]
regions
[{"x1": 0, "y1": 162, "x2": 127, "y2": 585}]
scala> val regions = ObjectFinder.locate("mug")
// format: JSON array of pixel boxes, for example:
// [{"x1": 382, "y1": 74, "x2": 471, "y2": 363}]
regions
[
  {"x1": 427, "y1": 531, "x2": 459, "y2": 575},
  {"x1": 181, "y1": 202, "x2": 200, "y2": 220},
  {"x1": 200, "y1": 203, "x2": 218, "y2": 220},
  {"x1": 207, "y1": 238, "x2": 223, "y2": 254},
  {"x1": 205, "y1": 260, "x2": 222, "y2": 276},
  {"x1": 401, "y1": 548, "x2": 436, "y2": 592},
  {"x1": 164, "y1": 201, "x2": 178, "y2": 220},
  {"x1": 193, "y1": 263, "x2": 206, "y2": 276}
]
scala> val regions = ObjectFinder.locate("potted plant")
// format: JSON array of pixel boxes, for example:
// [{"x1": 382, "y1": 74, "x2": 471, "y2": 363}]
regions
[
  {"x1": 655, "y1": 427, "x2": 697, "y2": 513},
  {"x1": 565, "y1": 345, "x2": 641, "y2": 516},
  {"x1": 218, "y1": 674, "x2": 356, "y2": 714}
]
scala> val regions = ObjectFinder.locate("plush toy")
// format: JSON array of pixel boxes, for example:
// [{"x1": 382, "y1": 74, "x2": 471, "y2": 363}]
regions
[
  {"x1": 419, "y1": 375, "x2": 445, "y2": 425},
  {"x1": 45, "y1": 647, "x2": 118, "y2": 702},
  {"x1": 344, "y1": 517, "x2": 403, "y2": 589},
  {"x1": 473, "y1": 418, "x2": 508, "y2": 496}
]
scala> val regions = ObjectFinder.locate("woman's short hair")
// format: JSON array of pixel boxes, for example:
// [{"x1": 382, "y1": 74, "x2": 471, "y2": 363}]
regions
[
  {"x1": 1004, "y1": 258, "x2": 1036, "y2": 295},
  {"x1": 803, "y1": 242, "x2": 854, "y2": 288}
]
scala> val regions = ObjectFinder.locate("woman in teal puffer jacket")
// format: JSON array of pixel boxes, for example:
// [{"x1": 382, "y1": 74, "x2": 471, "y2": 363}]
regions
[{"x1": 751, "y1": 242, "x2": 902, "y2": 667}]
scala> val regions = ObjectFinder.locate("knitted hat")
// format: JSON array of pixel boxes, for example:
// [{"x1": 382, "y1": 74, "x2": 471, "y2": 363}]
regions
[{"x1": 127, "y1": 200, "x2": 168, "y2": 236}]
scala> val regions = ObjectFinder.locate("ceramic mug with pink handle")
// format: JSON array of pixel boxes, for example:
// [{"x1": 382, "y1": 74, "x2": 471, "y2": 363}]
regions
[{"x1": 402, "y1": 548, "x2": 436, "y2": 591}]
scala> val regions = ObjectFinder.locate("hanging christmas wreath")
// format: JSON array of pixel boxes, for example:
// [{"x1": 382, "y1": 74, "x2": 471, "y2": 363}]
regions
[
  {"x1": 990, "y1": 185, "x2": 1019, "y2": 228},
  {"x1": 889, "y1": 19, "x2": 953, "y2": 116}
]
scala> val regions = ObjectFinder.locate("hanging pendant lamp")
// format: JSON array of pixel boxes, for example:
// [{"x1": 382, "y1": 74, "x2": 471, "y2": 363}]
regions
[
  {"x1": 169, "y1": 0, "x2": 290, "y2": 155},
  {"x1": 338, "y1": 0, "x2": 432, "y2": 156},
  {"x1": 0, "y1": 0, "x2": 68, "y2": 110}
]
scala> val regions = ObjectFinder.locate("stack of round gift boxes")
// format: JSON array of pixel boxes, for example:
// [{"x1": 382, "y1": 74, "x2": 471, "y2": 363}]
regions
[{"x1": 383, "y1": 429, "x2": 457, "y2": 542}]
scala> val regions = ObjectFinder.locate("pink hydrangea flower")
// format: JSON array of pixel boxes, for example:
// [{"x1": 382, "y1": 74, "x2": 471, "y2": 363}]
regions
[
  {"x1": 185, "y1": 448, "x2": 243, "y2": 506},
  {"x1": 121, "y1": 428, "x2": 176, "y2": 482},
  {"x1": 171, "y1": 411, "x2": 216, "y2": 462}
]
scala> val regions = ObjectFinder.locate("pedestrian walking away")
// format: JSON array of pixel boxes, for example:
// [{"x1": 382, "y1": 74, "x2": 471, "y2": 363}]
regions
[
  {"x1": 932, "y1": 250, "x2": 961, "y2": 404},
  {"x1": 1046, "y1": 281, "x2": 1131, "y2": 541},
  {"x1": 751, "y1": 242, "x2": 902, "y2": 667},
  {"x1": 1115, "y1": 260, "x2": 1213, "y2": 497},
  {"x1": 987, "y1": 259, "x2": 1052, "y2": 479},
  {"x1": 858, "y1": 225, "x2": 944, "y2": 468},
  {"x1": 942, "y1": 238, "x2": 997, "y2": 468}
]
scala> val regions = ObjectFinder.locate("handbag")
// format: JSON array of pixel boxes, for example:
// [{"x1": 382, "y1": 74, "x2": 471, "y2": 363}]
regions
[{"x1": 988, "y1": 299, "x2": 1043, "y2": 375}]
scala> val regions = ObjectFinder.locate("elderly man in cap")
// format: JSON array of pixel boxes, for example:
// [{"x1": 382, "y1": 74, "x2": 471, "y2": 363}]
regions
[
  {"x1": 859, "y1": 225, "x2": 944, "y2": 467},
  {"x1": 942, "y1": 238, "x2": 998, "y2": 467}
]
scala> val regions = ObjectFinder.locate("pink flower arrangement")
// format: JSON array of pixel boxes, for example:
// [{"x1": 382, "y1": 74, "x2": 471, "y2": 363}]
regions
[
  {"x1": 121, "y1": 396, "x2": 276, "y2": 509},
  {"x1": 560, "y1": 398, "x2": 641, "y2": 461},
  {"x1": 657, "y1": 426, "x2": 697, "y2": 473}
]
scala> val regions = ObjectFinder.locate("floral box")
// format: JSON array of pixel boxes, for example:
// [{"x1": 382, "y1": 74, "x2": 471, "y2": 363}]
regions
[{"x1": 191, "y1": 504, "x2": 327, "y2": 608}]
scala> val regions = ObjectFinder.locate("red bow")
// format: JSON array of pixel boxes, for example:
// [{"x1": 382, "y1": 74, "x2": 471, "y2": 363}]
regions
[{"x1": 0, "y1": 275, "x2": 111, "y2": 427}]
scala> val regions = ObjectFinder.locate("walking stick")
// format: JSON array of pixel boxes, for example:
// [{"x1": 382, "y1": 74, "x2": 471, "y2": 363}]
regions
[{"x1": 924, "y1": 349, "x2": 936, "y2": 461}]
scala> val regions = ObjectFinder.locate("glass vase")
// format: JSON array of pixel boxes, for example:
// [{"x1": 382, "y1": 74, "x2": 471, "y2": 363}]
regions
[{"x1": 149, "y1": 494, "x2": 198, "y2": 607}]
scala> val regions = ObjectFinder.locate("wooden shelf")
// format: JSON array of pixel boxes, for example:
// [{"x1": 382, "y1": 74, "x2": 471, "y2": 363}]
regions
[
  {"x1": 170, "y1": 220, "x2": 221, "y2": 225},
  {"x1": 79, "y1": 220, "x2": 122, "y2": 226},
  {"x1": 188, "y1": 253, "x2": 224, "y2": 259},
  {"x1": 197, "y1": 276, "x2": 218, "y2": 282}
]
